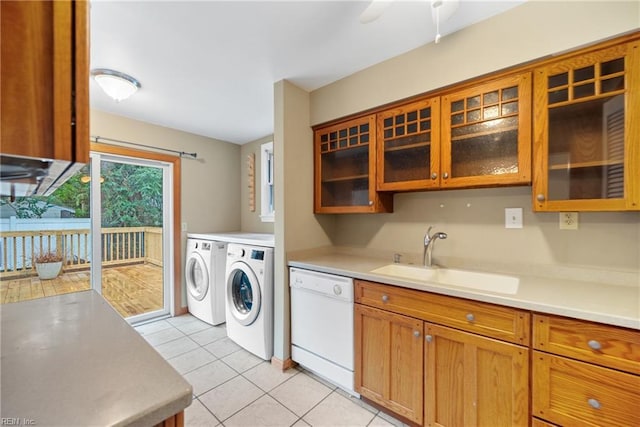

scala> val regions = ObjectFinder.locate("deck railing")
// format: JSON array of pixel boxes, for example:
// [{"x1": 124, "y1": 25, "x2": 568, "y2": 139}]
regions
[{"x1": 0, "y1": 227, "x2": 163, "y2": 279}]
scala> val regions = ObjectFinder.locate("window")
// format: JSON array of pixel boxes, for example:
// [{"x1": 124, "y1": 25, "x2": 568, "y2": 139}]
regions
[{"x1": 260, "y1": 142, "x2": 274, "y2": 222}]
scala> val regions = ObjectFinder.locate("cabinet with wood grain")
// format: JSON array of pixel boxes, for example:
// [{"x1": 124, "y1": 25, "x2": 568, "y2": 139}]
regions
[
  {"x1": 1, "y1": 0, "x2": 89, "y2": 163},
  {"x1": 355, "y1": 280, "x2": 529, "y2": 426},
  {"x1": 314, "y1": 115, "x2": 392, "y2": 213},
  {"x1": 532, "y1": 39, "x2": 640, "y2": 211},
  {"x1": 532, "y1": 313, "x2": 640, "y2": 426}
]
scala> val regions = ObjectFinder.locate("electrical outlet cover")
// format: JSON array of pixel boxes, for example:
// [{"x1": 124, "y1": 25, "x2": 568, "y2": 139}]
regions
[{"x1": 559, "y1": 212, "x2": 579, "y2": 230}]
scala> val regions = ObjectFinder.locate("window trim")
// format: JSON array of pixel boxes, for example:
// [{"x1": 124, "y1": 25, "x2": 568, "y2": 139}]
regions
[{"x1": 260, "y1": 141, "x2": 274, "y2": 223}]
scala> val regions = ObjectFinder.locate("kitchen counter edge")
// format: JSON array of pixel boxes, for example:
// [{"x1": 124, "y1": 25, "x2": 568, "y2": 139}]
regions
[{"x1": 288, "y1": 254, "x2": 640, "y2": 330}]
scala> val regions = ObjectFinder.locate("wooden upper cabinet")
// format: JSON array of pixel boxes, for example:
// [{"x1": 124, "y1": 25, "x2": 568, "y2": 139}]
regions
[
  {"x1": 532, "y1": 39, "x2": 640, "y2": 211},
  {"x1": 314, "y1": 115, "x2": 393, "y2": 213},
  {"x1": 440, "y1": 72, "x2": 532, "y2": 189},
  {"x1": 376, "y1": 97, "x2": 440, "y2": 191},
  {"x1": 1, "y1": 0, "x2": 89, "y2": 163}
]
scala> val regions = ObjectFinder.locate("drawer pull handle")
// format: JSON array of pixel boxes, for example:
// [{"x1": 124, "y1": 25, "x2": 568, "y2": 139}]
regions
[
  {"x1": 466, "y1": 313, "x2": 475, "y2": 322},
  {"x1": 588, "y1": 340, "x2": 602, "y2": 351},
  {"x1": 413, "y1": 330, "x2": 420, "y2": 338},
  {"x1": 425, "y1": 335, "x2": 433, "y2": 343},
  {"x1": 588, "y1": 398, "x2": 601, "y2": 410},
  {"x1": 381, "y1": 295, "x2": 389, "y2": 303}
]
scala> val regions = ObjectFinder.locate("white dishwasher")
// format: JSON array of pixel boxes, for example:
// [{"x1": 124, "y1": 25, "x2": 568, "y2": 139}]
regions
[{"x1": 289, "y1": 267, "x2": 357, "y2": 395}]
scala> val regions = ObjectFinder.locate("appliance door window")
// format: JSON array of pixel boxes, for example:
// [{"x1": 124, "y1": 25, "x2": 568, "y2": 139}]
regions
[
  {"x1": 227, "y1": 262, "x2": 261, "y2": 326},
  {"x1": 185, "y1": 253, "x2": 208, "y2": 301}
]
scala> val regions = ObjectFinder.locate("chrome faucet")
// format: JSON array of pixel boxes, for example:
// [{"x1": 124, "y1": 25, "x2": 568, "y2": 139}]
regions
[{"x1": 423, "y1": 226, "x2": 447, "y2": 267}]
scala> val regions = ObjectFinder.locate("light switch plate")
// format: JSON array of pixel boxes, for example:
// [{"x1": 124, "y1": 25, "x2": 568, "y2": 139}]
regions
[
  {"x1": 181, "y1": 222, "x2": 188, "y2": 232},
  {"x1": 505, "y1": 208, "x2": 523, "y2": 229}
]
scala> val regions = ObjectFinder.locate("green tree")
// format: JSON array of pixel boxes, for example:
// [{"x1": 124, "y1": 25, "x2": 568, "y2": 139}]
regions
[
  {"x1": 1, "y1": 162, "x2": 162, "y2": 226},
  {"x1": 100, "y1": 163, "x2": 163, "y2": 227},
  {"x1": 0, "y1": 197, "x2": 53, "y2": 218},
  {"x1": 47, "y1": 165, "x2": 90, "y2": 218}
]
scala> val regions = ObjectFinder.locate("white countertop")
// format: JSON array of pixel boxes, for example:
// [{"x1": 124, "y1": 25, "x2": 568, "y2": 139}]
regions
[
  {"x1": 188, "y1": 231, "x2": 274, "y2": 247},
  {"x1": 0, "y1": 291, "x2": 193, "y2": 426},
  {"x1": 288, "y1": 252, "x2": 640, "y2": 330}
]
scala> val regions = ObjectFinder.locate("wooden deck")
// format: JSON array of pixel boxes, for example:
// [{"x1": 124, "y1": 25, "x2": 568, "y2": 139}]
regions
[{"x1": 0, "y1": 263, "x2": 163, "y2": 318}]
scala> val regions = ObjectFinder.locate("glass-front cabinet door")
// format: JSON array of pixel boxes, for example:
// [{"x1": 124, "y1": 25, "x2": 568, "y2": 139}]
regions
[
  {"x1": 440, "y1": 72, "x2": 532, "y2": 189},
  {"x1": 377, "y1": 98, "x2": 440, "y2": 191},
  {"x1": 533, "y1": 40, "x2": 640, "y2": 211},
  {"x1": 314, "y1": 115, "x2": 392, "y2": 213}
]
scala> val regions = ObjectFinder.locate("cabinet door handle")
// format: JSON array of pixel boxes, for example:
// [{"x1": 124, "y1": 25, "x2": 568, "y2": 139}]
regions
[
  {"x1": 587, "y1": 398, "x2": 601, "y2": 410},
  {"x1": 466, "y1": 313, "x2": 475, "y2": 322},
  {"x1": 442, "y1": 172, "x2": 449, "y2": 179},
  {"x1": 425, "y1": 335, "x2": 433, "y2": 343},
  {"x1": 588, "y1": 340, "x2": 602, "y2": 351},
  {"x1": 536, "y1": 194, "x2": 546, "y2": 202},
  {"x1": 431, "y1": 172, "x2": 437, "y2": 180},
  {"x1": 381, "y1": 295, "x2": 389, "y2": 303},
  {"x1": 368, "y1": 200, "x2": 374, "y2": 206},
  {"x1": 413, "y1": 330, "x2": 420, "y2": 338}
]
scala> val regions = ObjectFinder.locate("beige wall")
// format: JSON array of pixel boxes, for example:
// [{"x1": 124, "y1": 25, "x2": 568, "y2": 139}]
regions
[
  {"x1": 91, "y1": 110, "x2": 241, "y2": 308},
  {"x1": 240, "y1": 135, "x2": 275, "y2": 233},
  {"x1": 274, "y1": 80, "x2": 335, "y2": 361},
  {"x1": 304, "y1": 0, "x2": 640, "y2": 279}
]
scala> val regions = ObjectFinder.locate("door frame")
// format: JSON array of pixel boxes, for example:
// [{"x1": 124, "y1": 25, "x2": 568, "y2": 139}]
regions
[{"x1": 90, "y1": 142, "x2": 185, "y2": 317}]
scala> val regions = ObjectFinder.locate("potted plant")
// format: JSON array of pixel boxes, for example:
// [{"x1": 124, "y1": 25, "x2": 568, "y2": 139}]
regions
[{"x1": 34, "y1": 251, "x2": 63, "y2": 280}]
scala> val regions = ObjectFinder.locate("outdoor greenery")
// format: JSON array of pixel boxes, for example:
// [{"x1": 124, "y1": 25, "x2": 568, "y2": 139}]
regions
[{"x1": 0, "y1": 162, "x2": 163, "y2": 227}]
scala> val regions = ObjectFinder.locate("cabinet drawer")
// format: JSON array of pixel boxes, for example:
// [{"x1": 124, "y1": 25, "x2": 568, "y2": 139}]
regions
[
  {"x1": 355, "y1": 280, "x2": 529, "y2": 345},
  {"x1": 533, "y1": 314, "x2": 640, "y2": 375},
  {"x1": 533, "y1": 351, "x2": 640, "y2": 427}
]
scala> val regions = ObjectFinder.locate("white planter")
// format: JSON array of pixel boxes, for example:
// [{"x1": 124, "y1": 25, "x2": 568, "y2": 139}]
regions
[{"x1": 35, "y1": 261, "x2": 62, "y2": 280}]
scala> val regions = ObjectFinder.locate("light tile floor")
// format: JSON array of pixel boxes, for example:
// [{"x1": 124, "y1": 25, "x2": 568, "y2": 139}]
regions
[{"x1": 136, "y1": 314, "x2": 408, "y2": 427}]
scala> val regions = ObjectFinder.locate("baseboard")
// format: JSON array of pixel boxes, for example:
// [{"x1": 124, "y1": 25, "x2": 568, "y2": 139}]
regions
[
  {"x1": 175, "y1": 306, "x2": 188, "y2": 316},
  {"x1": 270, "y1": 356, "x2": 297, "y2": 371}
]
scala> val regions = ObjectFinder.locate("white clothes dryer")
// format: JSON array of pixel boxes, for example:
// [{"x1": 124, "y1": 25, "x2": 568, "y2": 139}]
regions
[
  {"x1": 225, "y1": 243, "x2": 274, "y2": 360},
  {"x1": 185, "y1": 237, "x2": 226, "y2": 325}
]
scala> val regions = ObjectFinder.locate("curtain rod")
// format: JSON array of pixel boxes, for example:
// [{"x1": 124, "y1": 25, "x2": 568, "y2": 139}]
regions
[{"x1": 91, "y1": 136, "x2": 198, "y2": 159}]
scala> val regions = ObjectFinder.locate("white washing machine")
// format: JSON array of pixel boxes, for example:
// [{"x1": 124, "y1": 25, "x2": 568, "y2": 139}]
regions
[
  {"x1": 225, "y1": 243, "x2": 274, "y2": 360},
  {"x1": 185, "y1": 237, "x2": 226, "y2": 325}
]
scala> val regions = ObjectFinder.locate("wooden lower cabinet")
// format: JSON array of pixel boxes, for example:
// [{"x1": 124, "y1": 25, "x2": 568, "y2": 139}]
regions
[
  {"x1": 532, "y1": 351, "x2": 640, "y2": 426},
  {"x1": 355, "y1": 304, "x2": 424, "y2": 424},
  {"x1": 154, "y1": 411, "x2": 184, "y2": 427},
  {"x1": 424, "y1": 323, "x2": 529, "y2": 427},
  {"x1": 355, "y1": 302, "x2": 529, "y2": 427}
]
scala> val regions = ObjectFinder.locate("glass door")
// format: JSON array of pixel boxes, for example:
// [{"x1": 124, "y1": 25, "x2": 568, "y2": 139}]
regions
[{"x1": 90, "y1": 152, "x2": 173, "y2": 323}]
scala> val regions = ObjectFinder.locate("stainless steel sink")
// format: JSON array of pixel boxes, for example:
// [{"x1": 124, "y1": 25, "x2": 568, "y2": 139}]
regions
[{"x1": 370, "y1": 264, "x2": 520, "y2": 294}]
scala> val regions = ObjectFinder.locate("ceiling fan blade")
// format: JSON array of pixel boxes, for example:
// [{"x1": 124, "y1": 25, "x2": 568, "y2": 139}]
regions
[{"x1": 359, "y1": 0, "x2": 394, "y2": 24}]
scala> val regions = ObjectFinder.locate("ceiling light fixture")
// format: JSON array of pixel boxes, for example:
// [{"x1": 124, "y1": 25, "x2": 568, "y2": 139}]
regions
[{"x1": 91, "y1": 68, "x2": 141, "y2": 102}]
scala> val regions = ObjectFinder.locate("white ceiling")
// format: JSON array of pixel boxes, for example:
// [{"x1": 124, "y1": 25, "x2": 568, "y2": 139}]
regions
[{"x1": 90, "y1": 0, "x2": 526, "y2": 145}]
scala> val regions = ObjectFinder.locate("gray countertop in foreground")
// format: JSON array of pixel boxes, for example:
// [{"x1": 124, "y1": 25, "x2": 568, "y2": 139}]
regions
[
  {"x1": 289, "y1": 253, "x2": 640, "y2": 330},
  {"x1": 0, "y1": 291, "x2": 192, "y2": 427}
]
